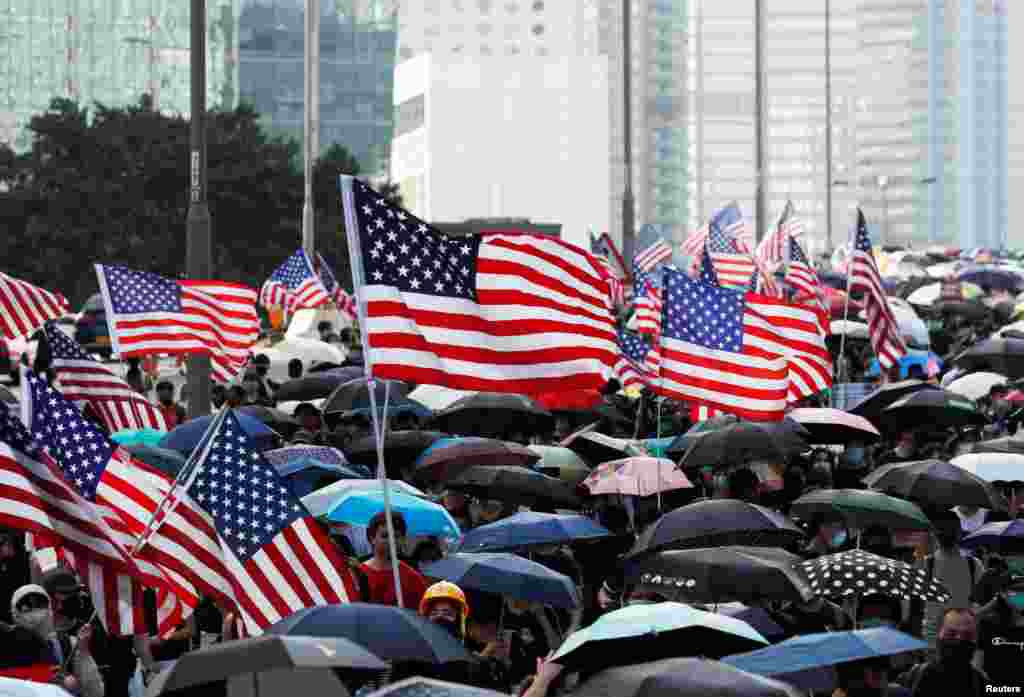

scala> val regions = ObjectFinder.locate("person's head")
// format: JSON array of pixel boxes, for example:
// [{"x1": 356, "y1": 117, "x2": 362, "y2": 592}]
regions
[
  {"x1": 419, "y1": 581, "x2": 469, "y2": 641},
  {"x1": 339, "y1": 327, "x2": 354, "y2": 348},
  {"x1": 155, "y1": 380, "x2": 175, "y2": 406},
  {"x1": 226, "y1": 385, "x2": 247, "y2": 408},
  {"x1": 287, "y1": 358, "x2": 304, "y2": 379},
  {"x1": 937, "y1": 608, "x2": 978, "y2": 667},
  {"x1": 242, "y1": 370, "x2": 262, "y2": 400},
  {"x1": 317, "y1": 321, "x2": 333, "y2": 338},
  {"x1": 294, "y1": 403, "x2": 322, "y2": 432},
  {"x1": 366, "y1": 511, "x2": 407, "y2": 560},
  {"x1": 834, "y1": 656, "x2": 891, "y2": 697},
  {"x1": 475, "y1": 499, "x2": 512, "y2": 525},
  {"x1": 857, "y1": 593, "x2": 902, "y2": 629},
  {"x1": 728, "y1": 468, "x2": 760, "y2": 503},
  {"x1": 40, "y1": 568, "x2": 87, "y2": 632},
  {"x1": 411, "y1": 538, "x2": 443, "y2": 571},
  {"x1": 10, "y1": 585, "x2": 53, "y2": 638},
  {"x1": 0, "y1": 528, "x2": 21, "y2": 562},
  {"x1": 211, "y1": 383, "x2": 227, "y2": 409},
  {"x1": 252, "y1": 353, "x2": 271, "y2": 378},
  {"x1": 442, "y1": 490, "x2": 468, "y2": 515}
]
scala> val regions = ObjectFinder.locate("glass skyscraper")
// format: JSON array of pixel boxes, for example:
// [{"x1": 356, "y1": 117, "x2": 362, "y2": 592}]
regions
[{"x1": 1, "y1": 0, "x2": 239, "y2": 151}]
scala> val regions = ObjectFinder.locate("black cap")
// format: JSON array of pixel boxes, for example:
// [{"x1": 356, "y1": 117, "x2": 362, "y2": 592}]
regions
[
  {"x1": 252, "y1": 354, "x2": 271, "y2": 365},
  {"x1": 155, "y1": 380, "x2": 174, "y2": 391},
  {"x1": 40, "y1": 567, "x2": 82, "y2": 596}
]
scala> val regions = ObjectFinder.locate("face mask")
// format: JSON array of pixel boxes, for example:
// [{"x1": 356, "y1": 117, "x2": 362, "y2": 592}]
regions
[
  {"x1": 937, "y1": 638, "x2": 976, "y2": 666},
  {"x1": 433, "y1": 617, "x2": 461, "y2": 640},
  {"x1": 830, "y1": 530, "x2": 848, "y2": 548},
  {"x1": 1006, "y1": 592, "x2": 1024, "y2": 610},
  {"x1": 15, "y1": 609, "x2": 53, "y2": 637},
  {"x1": 844, "y1": 447, "x2": 865, "y2": 467}
]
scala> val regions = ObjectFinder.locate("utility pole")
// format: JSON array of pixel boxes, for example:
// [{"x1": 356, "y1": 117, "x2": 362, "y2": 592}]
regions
[
  {"x1": 302, "y1": 0, "x2": 320, "y2": 258},
  {"x1": 187, "y1": 0, "x2": 211, "y2": 419},
  {"x1": 824, "y1": 0, "x2": 833, "y2": 253},
  {"x1": 753, "y1": 0, "x2": 766, "y2": 242},
  {"x1": 621, "y1": 0, "x2": 636, "y2": 269}
]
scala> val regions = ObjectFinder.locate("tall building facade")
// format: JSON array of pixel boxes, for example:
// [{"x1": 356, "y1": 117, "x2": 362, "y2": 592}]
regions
[
  {"x1": 238, "y1": 0, "x2": 399, "y2": 177},
  {"x1": 1, "y1": 0, "x2": 239, "y2": 151}
]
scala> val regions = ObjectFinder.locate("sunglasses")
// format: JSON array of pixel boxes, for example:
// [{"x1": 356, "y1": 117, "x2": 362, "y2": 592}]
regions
[{"x1": 16, "y1": 595, "x2": 50, "y2": 613}]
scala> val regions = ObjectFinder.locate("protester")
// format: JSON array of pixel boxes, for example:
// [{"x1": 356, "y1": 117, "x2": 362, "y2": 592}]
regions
[
  {"x1": 154, "y1": 380, "x2": 187, "y2": 428},
  {"x1": 0, "y1": 528, "x2": 30, "y2": 624},
  {"x1": 225, "y1": 384, "x2": 247, "y2": 408},
  {"x1": 360, "y1": 512, "x2": 429, "y2": 609},
  {"x1": 123, "y1": 358, "x2": 146, "y2": 395},
  {"x1": 906, "y1": 608, "x2": 988, "y2": 695},
  {"x1": 975, "y1": 576, "x2": 1024, "y2": 688},
  {"x1": 287, "y1": 358, "x2": 303, "y2": 379}
]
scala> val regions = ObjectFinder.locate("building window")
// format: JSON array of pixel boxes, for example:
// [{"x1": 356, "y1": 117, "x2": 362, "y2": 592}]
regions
[
  {"x1": 532, "y1": 0, "x2": 544, "y2": 10},
  {"x1": 531, "y1": 24, "x2": 544, "y2": 36}
]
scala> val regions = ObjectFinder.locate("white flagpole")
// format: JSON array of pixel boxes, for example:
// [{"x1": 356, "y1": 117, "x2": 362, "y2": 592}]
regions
[{"x1": 340, "y1": 175, "x2": 403, "y2": 607}]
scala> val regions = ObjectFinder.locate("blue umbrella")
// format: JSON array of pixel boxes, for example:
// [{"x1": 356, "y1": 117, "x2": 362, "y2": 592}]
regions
[
  {"x1": 866, "y1": 350, "x2": 942, "y2": 380},
  {"x1": 962, "y1": 519, "x2": 1024, "y2": 553},
  {"x1": 722, "y1": 627, "x2": 928, "y2": 692},
  {"x1": 159, "y1": 411, "x2": 277, "y2": 454},
  {"x1": 264, "y1": 445, "x2": 371, "y2": 477},
  {"x1": 957, "y1": 266, "x2": 1023, "y2": 292},
  {"x1": 421, "y1": 553, "x2": 581, "y2": 609},
  {"x1": 323, "y1": 489, "x2": 460, "y2": 539},
  {"x1": 457, "y1": 512, "x2": 611, "y2": 553}
]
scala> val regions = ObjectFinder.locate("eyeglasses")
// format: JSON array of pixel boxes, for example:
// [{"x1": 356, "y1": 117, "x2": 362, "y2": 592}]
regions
[{"x1": 16, "y1": 594, "x2": 50, "y2": 613}]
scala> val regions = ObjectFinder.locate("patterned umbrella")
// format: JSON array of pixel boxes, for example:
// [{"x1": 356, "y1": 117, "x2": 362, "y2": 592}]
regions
[{"x1": 799, "y1": 550, "x2": 950, "y2": 602}]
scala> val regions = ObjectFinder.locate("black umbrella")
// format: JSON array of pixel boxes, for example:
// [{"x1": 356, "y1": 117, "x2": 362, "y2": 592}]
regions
[
  {"x1": 934, "y1": 299, "x2": 990, "y2": 321},
  {"x1": 267, "y1": 604, "x2": 473, "y2": 666},
  {"x1": 432, "y1": 393, "x2": 555, "y2": 436},
  {"x1": 366, "y1": 677, "x2": 507, "y2": 697},
  {"x1": 674, "y1": 422, "x2": 807, "y2": 470},
  {"x1": 627, "y1": 499, "x2": 805, "y2": 559},
  {"x1": 863, "y1": 459, "x2": 1007, "y2": 511},
  {"x1": 574, "y1": 657, "x2": 801, "y2": 697},
  {"x1": 238, "y1": 405, "x2": 300, "y2": 432},
  {"x1": 955, "y1": 338, "x2": 1024, "y2": 379},
  {"x1": 847, "y1": 379, "x2": 940, "y2": 424},
  {"x1": 628, "y1": 546, "x2": 814, "y2": 605},
  {"x1": 799, "y1": 550, "x2": 950, "y2": 602},
  {"x1": 879, "y1": 389, "x2": 986, "y2": 433},
  {"x1": 309, "y1": 362, "x2": 346, "y2": 373},
  {"x1": 146, "y1": 635, "x2": 386, "y2": 697},
  {"x1": 561, "y1": 430, "x2": 643, "y2": 466},
  {"x1": 412, "y1": 437, "x2": 540, "y2": 484},
  {"x1": 344, "y1": 431, "x2": 445, "y2": 472},
  {"x1": 324, "y1": 379, "x2": 412, "y2": 415},
  {"x1": 445, "y1": 465, "x2": 581, "y2": 509},
  {"x1": 274, "y1": 368, "x2": 365, "y2": 402}
]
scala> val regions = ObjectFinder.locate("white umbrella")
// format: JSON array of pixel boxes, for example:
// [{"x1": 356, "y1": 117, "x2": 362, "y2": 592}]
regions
[
  {"x1": 301, "y1": 478, "x2": 428, "y2": 518},
  {"x1": 997, "y1": 321, "x2": 1024, "y2": 338},
  {"x1": 951, "y1": 453, "x2": 1024, "y2": 484},
  {"x1": 408, "y1": 384, "x2": 475, "y2": 412},
  {"x1": 946, "y1": 372, "x2": 1007, "y2": 400},
  {"x1": 254, "y1": 338, "x2": 346, "y2": 384},
  {"x1": 829, "y1": 320, "x2": 870, "y2": 340},
  {"x1": 0, "y1": 679, "x2": 71, "y2": 697},
  {"x1": 907, "y1": 282, "x2": 984, "y2": 307},
  {"x1": 926, "y1": 261, "x2": 962, "y2": 278}
]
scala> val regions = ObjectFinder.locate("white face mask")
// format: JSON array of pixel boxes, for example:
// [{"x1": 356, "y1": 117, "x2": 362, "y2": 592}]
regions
[{"x1": 15, "y1": 609, "x2": 54, "y2": 637}]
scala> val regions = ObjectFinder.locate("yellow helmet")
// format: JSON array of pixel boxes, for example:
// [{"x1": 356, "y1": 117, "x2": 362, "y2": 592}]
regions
[{"x1": 419, "y1": 581, "x2": 469, "y2": 620}]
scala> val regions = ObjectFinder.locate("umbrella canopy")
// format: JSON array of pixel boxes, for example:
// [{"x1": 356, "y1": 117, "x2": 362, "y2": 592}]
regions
[
  {"x1": 550, "y1": 602, "x2": 767, "y2": 670},
  {"x1": 786, "y1": 408, "x2": 880, "y2": 444},
  {"x1": 828, "y1": 320, "x2": 869, "y2": 339},
  {"x1": 965, "y1": 436, "x2": 1024, "y2": 456},
  {"x1": 906, "y1": 281, "x2": 983, "y2": 306},
  {"x1": 946, "y1": 371, "x2": 1008, "y2": 400},
  {"x1": 302, "y1": 478, "x2": 427, "y2": 516},
  {"x1": 582, "y1": 457, "x2": 693, "y2": 498},
  {"x1": 561, "y1": 430, "x2": 644, "y2": 466},
  {"x1": 962, "y1": 519, "x2": 1024, "y2": 554},
  {"x1": 273, "y1": 368, "x2": 365, "y2": 402},
  {"x1": 863, "y1": 459, "x2": 1007, "y2": 511},
  {"x1": 955, "y1": 337, "x2": 1024, "y2": 378},
  {"x1": 0, "y1": 679, "x2": 70, "y2": 697},
  {"x1": 848, "y1": 380, "x2": 940, "y2": 424},
  {"x1": 800, "y1": 550, "x2": 950, "y2": 602},
  {"x1": 123, "y1": 444, "x2": 187, "y2": 477},
  {"x1": 146, "y1": 635, "x2": 386, "y2": 697},
  {"x1": 716, "y1": 604, "x2": 788, "y2": 644},
  {"x1": 721, "y1": 627, "x2": 928, "y2": 693},
  {"x1": 574, "y1": 658, "x2": 801, "y2": 697},
  {"x1": 934, "y1": 299, "x2": 990, "y2": 322},
  {"x1": 879, "y1": 389, "x2": 985, "y2": 433},
  {"x1": 265, "y1": 445, "x2": 351, "y2": 468},
  {"x1": 159, "y1": 411, "x2": 277, "y2": 454},
  {"x1": 421, "y1": 553, "x2": 581, "y2": 609},
  {"x1": 318, "y1": 489, "x2": 460, "y2": 539},
  {"x1": 951, "y1": 452, "x2": 1024, "y2": 484},
  {"x1": 628, "y1": 546, "x2": 814, "y2": 605},
  {"x1": 457, "y1": 512, "x2": 611, "y2": 553},
  {"x1": 865, "y1": 350, "x2": 943, "y2": 381},
  {"x1": 323, "y1": 379, "x2": 412, "y2": 415},
  {"x1": 790, "y1": 489, "x2": 932, "y2": 530},
  {"x1": 528, "y1": 445, "x2": 592, "y2": 485},
  {"x1": 111, "y1": 428, "x2": 167, "y2": 448},
  {"x1": 267, "y1": 604, "x2": 473, "y2": 665},
  {"x1": 413, "y1": 437, "x2": 539, "y2": 484},
  {"x1": 685, "y1": 413, "x2": 740, "y2": 434},
  {"x1": 432, "y1": 392, "x2": 554, "y2": 436},
  {"x1": 673, "y1": 422, "x2": 807, "y2": 469},
  {"x1": 365, "y1": 678, "x2": 506, "y2": 697},
  {"x1": 407, "y1": 385, "x2": 476, "y2": 412},
  {"x1": 345, "y1": 431, "x2": 445, "y2": 470},
  {"x1": 957, "y1": 266, "x2": 1023, "y2": 292},
  {"x1": 628, "y1": 499, "x2": 805, "y2": 559},
  {"x1": 446, "y1": 465, "x2": 582, "y2": 509},
  {"x1": 238, "y1": 405, "x2": 299, "y2": 430}
]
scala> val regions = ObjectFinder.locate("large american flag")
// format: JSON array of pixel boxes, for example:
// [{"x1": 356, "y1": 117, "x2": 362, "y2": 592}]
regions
[
  {"x1": 707, "y1": 205, "x2": 755, "y2": 288},
  {"x1": 176, "y1": 410, "x2": 356, "y2": 635},
  {"x1": 0, "y1": 273, "x2": 69, "y2": 340},
  {"x1": 44, "y1": 324, "x2": 167, "y2": 433},
  {"x1": 656, "y1": 269, "x2": 791, "y2": 421},
  {"x1": 0, "y1": 401, "x2": 192, "y2": 636},
  {"x1": 95, "y1": 265, "x2": 259, "y2": 384},
  {"x1": 634, "y1": 238, "x2": 673, "y2": 275},
  {"x1": 260, "y1": 250, "x2": 331, "y2": 312},
  {"x1": 849, "y1": 210, "x2": 907, "y2": 369},
  {"x1": 341, "y1": 177, "x2": 616, "y2": 393},
  {"x1": 316, "y1": 254, "x2": 357, "y2": 321}
]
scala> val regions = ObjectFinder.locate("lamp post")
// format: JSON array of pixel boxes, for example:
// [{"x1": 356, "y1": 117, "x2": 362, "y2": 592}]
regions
[
  {"x1": 302, "y1": 0, "x2": 319, "y2": 258},
  {"x1": 621, "y1": 0, "x2": 636, "y2": 268},
  {"x1": 754, "y1": 0, "x2": 766, "y2": 242},
  {"x1": 824, "y1": 0, "x2": 833, "y2": 253}
]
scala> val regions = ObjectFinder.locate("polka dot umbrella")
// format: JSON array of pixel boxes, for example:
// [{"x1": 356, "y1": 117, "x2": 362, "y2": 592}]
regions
[{"x1": 798, "y1": 550, "x2": 950, "y2": 603}]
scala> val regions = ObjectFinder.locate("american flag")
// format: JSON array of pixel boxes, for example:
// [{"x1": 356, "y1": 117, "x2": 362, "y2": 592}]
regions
[
  {"x1": 0, "y1": 273, "x2": 70, "y2": 340},
  {"x1": 707, "y1": 205, "x2": 755, "y2": 288},
  {"x1": 95, "y1": 265, "x2": 259, "y2": 384},
  {"x1": 633, "y1": 282, "x2": 663, "y2": 337},
  {"x1": 634, "y1": 238, "x2": 673, "y2": 274},
  {"x1": 590, "y1": 230, "x2": 628, "y2": 281},
  {"x1": 43, "y1": 324, "x2": 167, "y2": 433},
  {"x1": 0, "y1": 402, "x2": 192, "y2": 636},
  {"x1": 590, "y1": 231, "x2": 626, "y2": 308},
  {"x1": 784, "y1": 236, "x2": 823, "y2": 304},
  {"x1": 614, "y1": 329, "x2": 657, "y2": 391},
  {"x1": 176, "y1": 410, "x2": 356, "y2": 635},
  {"x1": 260, "y1": 250, "x2": 331, "y2": 313},
  {"x1": 655, "y1": 269, "x2": 791, "y2": 421},
  {"x1": 341, "y1": 177, "x2": 616, "y2": 393},
  {"x1": 849, "y1": 210, "x2": 907, "y2": 369},
  {"x1": 757, "y1": 200, "x2": 803, "y2": 271},
  {"x1": 316, "y1": 254, "x2": 357, "y2": 321}
]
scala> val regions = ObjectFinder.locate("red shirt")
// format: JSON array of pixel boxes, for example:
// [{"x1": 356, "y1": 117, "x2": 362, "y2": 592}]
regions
[
  {"x1": 360, "y1": 560, "x2": 429, "y2": 610},
  {"x1": 159, "y1": 403, "x2": 186, "y2": 429}
]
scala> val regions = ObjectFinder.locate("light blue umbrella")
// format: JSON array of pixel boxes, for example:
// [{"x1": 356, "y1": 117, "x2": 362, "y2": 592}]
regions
[
  {"x1": 112, "y1": 428, "x2": 167, "y2": 448},
  {"x1": 314, "y1": 488, "x2": 460, "y2": 539}
]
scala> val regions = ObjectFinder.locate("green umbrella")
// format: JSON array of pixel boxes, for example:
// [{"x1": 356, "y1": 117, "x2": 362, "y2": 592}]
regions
[
  {"x1": 528, "y1": 445, "x2": 592, "y2": 485},
  {"x1": 550, "y1": 601, "x2": 767, "y2": 671},
  {"x1": 791, "y1": 489, "x2": 932, "y2": 531},
  {"x1": 112, "y1": 428, "x2": 166, "y2": 448}
]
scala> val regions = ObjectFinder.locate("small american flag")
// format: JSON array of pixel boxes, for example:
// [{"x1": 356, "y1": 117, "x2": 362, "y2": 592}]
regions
[
  {"x1": 341, "y1": 177, "x2": 616, "y2": 393},
  {"x1": 316, "y1": 254, "x2": 357, "y2": 321},
  {"x1": 614, "y1": 329, "x2": 657, "y2": 391},
  {"x1": 260, "y1": 250, "x2": 331, "y2": 313},
  {"x1": 181, "y1": 410, "x2": 357, "y2": 635},
  {"x1": 784, "y1": 237, "x2": 822, "y2": 304},
  {"x1": 849, "y1": 210, "x2": 907, "y2": 369},
  {"x1": 681, "y1": 224, "x2": 710, "y2": 262},
  {"x1": 43, "y1": 324, "x2": 167, "y2": 433},
  {"x1": 95, "y1": 265, "x2": 259, "y2": 384},
  {"x1": 757, "y1": 200, "x2": 803, "y2": 271},
  {"x1": 634, "y1": 238, "x2": 673, "y2": 274},
  {"x1": 707, "y1": 205, "x2": 755, "y2": 288},
  {"x1": 0, "y1": 273, "x2": 69, "y2": 340},
  {"x1": 655, "y1": 269, "x2": 789, "y2": 421}
]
